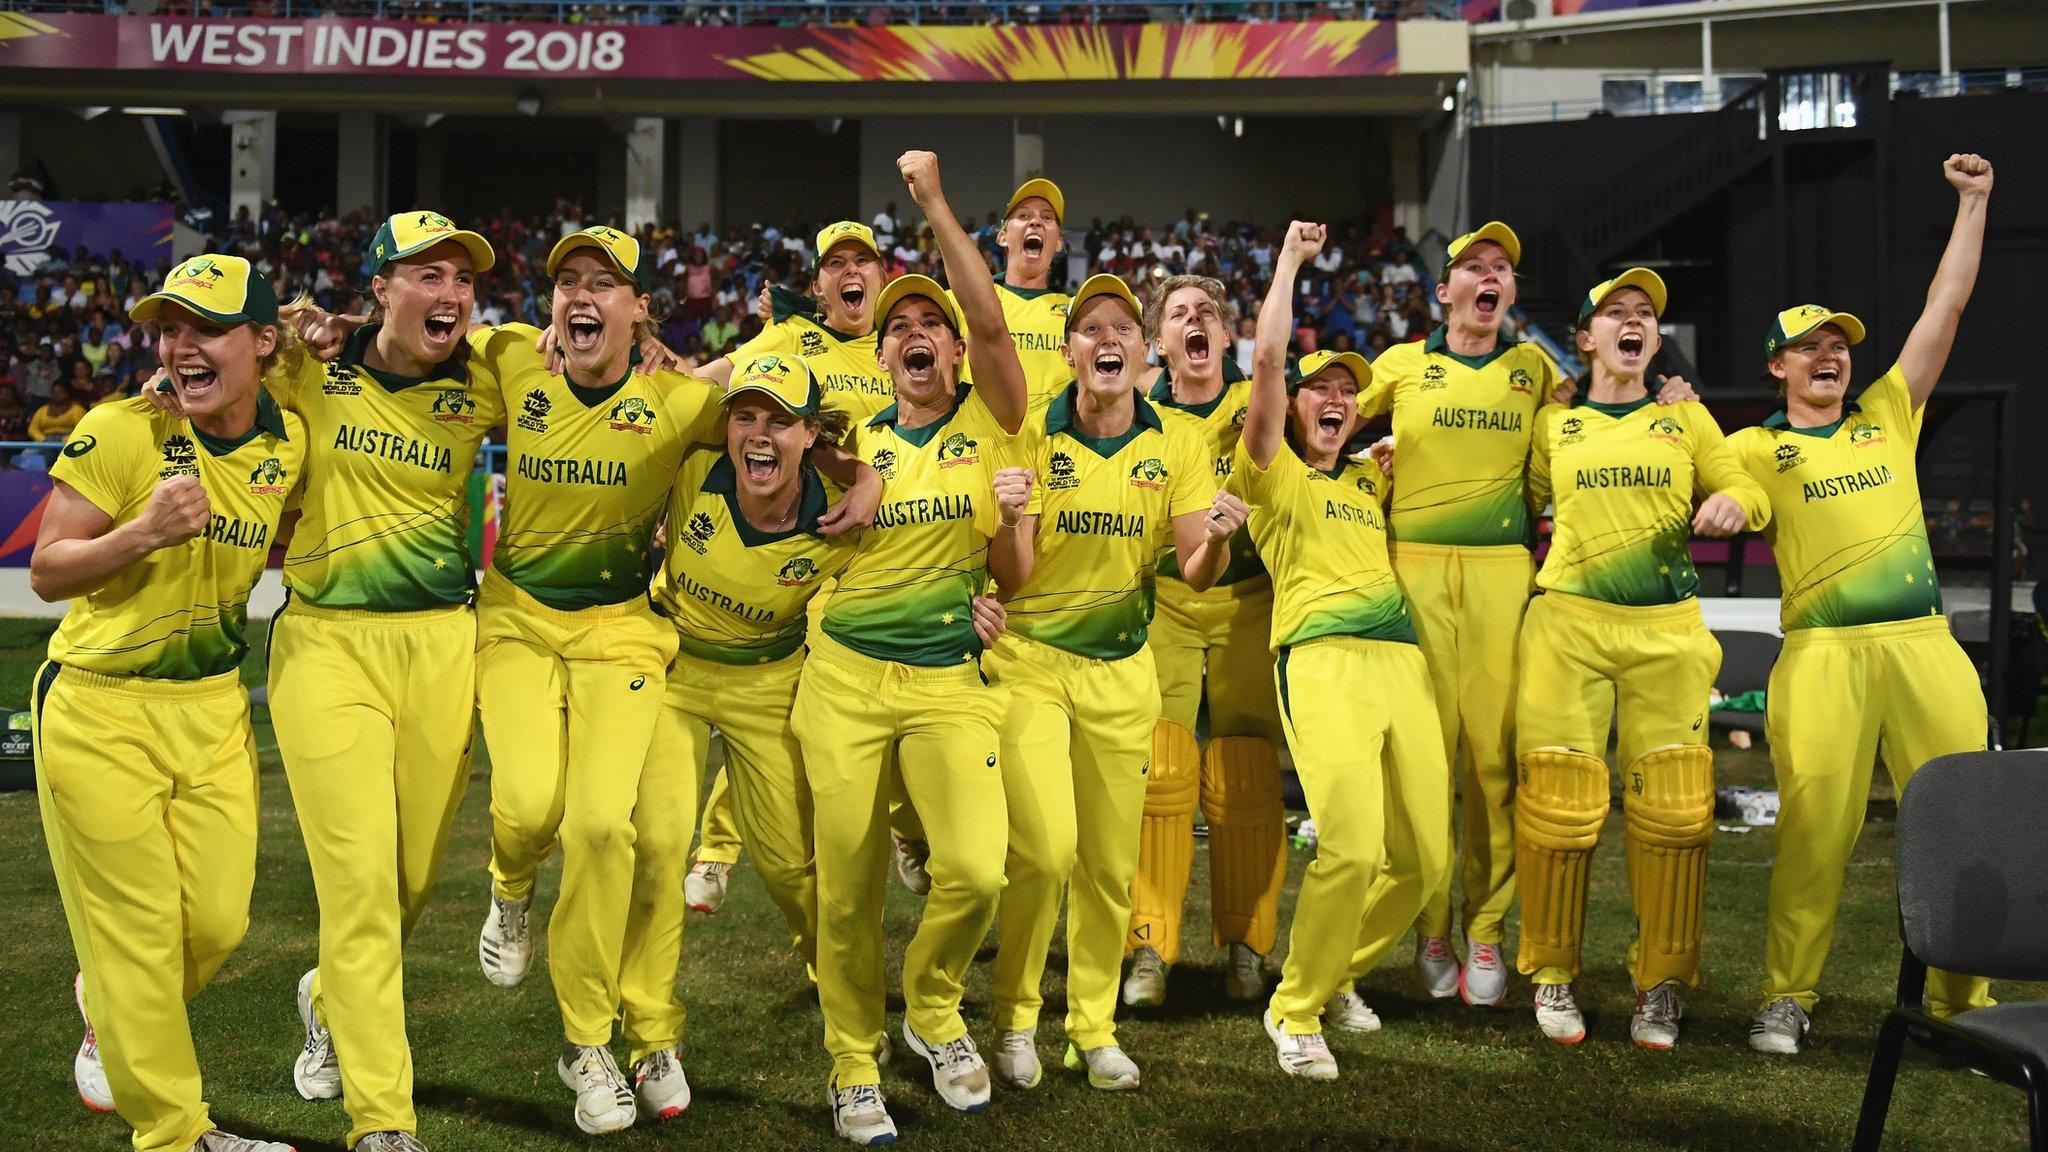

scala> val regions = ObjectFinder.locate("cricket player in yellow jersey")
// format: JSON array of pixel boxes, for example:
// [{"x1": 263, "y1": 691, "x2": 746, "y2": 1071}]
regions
[
  {"x1": 706, "y1": 221, "x2": 894, "y2": 423},
  {"x1": 791, "y1": 151, "x2": 1027, "y2": 1146},
  {"x1": 952, "y1": 177, "x2": 1074, "y2": 416},
  {"x1": 1238, "y1": 222, "x2": 1450, "y2": 1079},
  {"x1": 32, "y1": 255, "x2": 304, "y2": 1152},
  {"x1": 984, "y1": 272, "x2": 1243, "y2": 1094},
  {"x1": 1732, "y1": 155, "x2": 1995, "y2": 1055},
  {"x1": 1515, "y1": 269, "x2": 1767, "y2": 1052},
  {"x1": 267, "y1": 212, "x2": 504, "y2": 1152},
  {"x1": 1126, "y1": 276, "x2": 1285, "y2": 1011}
]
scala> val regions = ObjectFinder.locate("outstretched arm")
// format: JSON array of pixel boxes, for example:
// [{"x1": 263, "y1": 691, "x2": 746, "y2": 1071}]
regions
[
  {"x1": 899, "y1": 149, "x2": 1026, "y2": 434},
  {"x1": 1898, "y1": 153, "x2": 1993, "y2": 410},
  {"x1": 1244, "y1": 220, "x2": 1324, "y2": 470}
]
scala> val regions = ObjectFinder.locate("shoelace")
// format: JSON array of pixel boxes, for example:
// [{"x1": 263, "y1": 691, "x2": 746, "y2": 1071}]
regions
[
  {"x1": 1293, "y1": 1031, "x2": 1333, "y2": 1060},
  {"x1": 1131, "y1": 951, "x2": 1164, "y2": 978},
  {"x1": 1757, "y1": 1000, "x2": 1807, "y2": 1031},
  {"x1": 81, "y1": 1023, "x2": 99, "y2": 1060},
  {"x1": 1536, "y1": 983, "x2": 1576, "y2": 1010},
  {"x1": 1423, "y1": 937, "x2": 1456, "y2": 962},
  {"x1": 840, "y1": 1082, "x2": 886, "y2": 1114},
  {"x1": 637, "y1": 1048, "x2": 675, "y2": 1085},
  {"x1": 1469, "y1": 942, "x2": 1501, "y2": 968},
  {"x1": 496, "y1": 895, "x2": 529, "y2": 940},
  {"x1": 935, "y1": 1036, "x2": 981, "y2": 1075},
  {"x1": 998, "y1": 1032, "x2": 1033, "y2": 1055},
  {"x1": 699, "y1": 861, "x2": 731, "y2": 881},
  {"x1": 1640, "y1": 986, "x2": 1681, "y2": 1026}
]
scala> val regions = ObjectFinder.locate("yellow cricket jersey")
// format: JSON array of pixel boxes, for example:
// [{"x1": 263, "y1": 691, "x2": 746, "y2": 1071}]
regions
[
  {"x1": 480, "y1": 324, "x2": 722, "y2": 611},
  {"x1": 651, "y1": 448, "x2": 857, "y2": 664},
  {"x1": 1149, "y1": 364, "x2": 1265, "y2": 591},
  {"x1": 47, "y1": 394, "x2": 306, "y2": 679},
  {"x1": 824, "y1": 382, "x2": 1012, "y2": 666},
  {"x1": 1007, "y1": 385, "x2": 1214, "y2": 660},
  {"x1": 1727, "y1": 365, "x2": 1942, "y2": 630},
  {"x1": 1228, "y1": 436, "x2": 1414, "y2": 649},
  {"x1": 953, "y1": 281, "x2": 1073, "y2": 418},
  {"x1": 278, "y1": 324, "x2": 503, "y2": 611},
  {"x1": 1529, "y1": 396, "x2": 1769, "y2": 606},
  {"x1": 733, "y1": 313, "x2": 892, "y2": 426},
  {"x1": 1362, "y1": 328, "x2": 1559, "y2": 546}
]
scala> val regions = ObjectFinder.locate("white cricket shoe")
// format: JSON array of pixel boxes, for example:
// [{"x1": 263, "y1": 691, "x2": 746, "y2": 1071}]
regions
[
  {"x1": 73, "y1": 972, "x2": 114, "y2": 1113},
  {"x1": 1223, "y1": 942, "x2": 1267, "y2": 1002},
  {"x1": 1064, "y1": 1043, "x2": 1140, "y2": 1091},
  {"x1": 1323, "y1": 988, "x2": 1382, "y2": 1033},
  {"x1": 632, "y1": 1047, "x2": 691, "y2": 1120},
  {"x1": 829, "y1": 1080, "x2": 898, "y2": 1146},
  {"x1": 1460, "y1": 940, "x2": 1509, "y2": 1007},
  {"x1": 292, "y1": 969, "x2": 341, "y2": 1101},
  {"x1": 892, "y1": 838, "x2": 932, "y2": 898},
  {"x1": 196, "y1": 1130, "x2": 297, "y2": 1152},
  {"x1": 1415, "y1": 934, "x2": 1461, "y2": 999},
  {"x1": 1263, "y1": 1011, "x2": 1339, "y2": 1081},
  {"x1": 901, "y1": 1021, "x2": 991, "y2": 1112},
  {"x1": 351, "y1": 1133, "x2": 427, "y2": 1152},
  {"x1": 1121, "y1": 945, "x2": 1168, "y2": 1008},
  {"x1": 1534, "y1": 981, "x2": 1586, "y2": 1046},
  {"x1": 684, "y1": 861, "x2": 730, "y2": 915},
  {"x1": 993, "y1": 1028, "x2": 1041, "y2": 1089},
  {"x1": 1749, "y1": 998, "x2": 1811, "y2": 1055},
  {"x1": 478, "y1": 891, "x2": 532, "y2": 987},
  {"x1": 1632, "y1": 982, "x2": 1684, "y2": 1051},
  {"x1": 557, "y1": 1044, "x2": 636, "y2": 1135}
]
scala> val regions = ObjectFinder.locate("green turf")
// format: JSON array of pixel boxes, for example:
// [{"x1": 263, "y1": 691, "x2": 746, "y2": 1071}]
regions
[{"x1": 1, "y1": 615, "x2": 2041, "y2": 1151}]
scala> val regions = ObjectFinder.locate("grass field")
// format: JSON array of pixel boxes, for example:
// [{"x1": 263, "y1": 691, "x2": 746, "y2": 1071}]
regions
[{"x1": 2, "y1": 615, "x2": 2042, "y2": 1151}]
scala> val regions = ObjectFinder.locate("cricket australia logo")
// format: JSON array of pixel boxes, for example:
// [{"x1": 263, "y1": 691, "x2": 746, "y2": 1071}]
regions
[
  {"x1": 936, "y1": 432, "x2": 980, "y2": 469},
  {"x1": 1046, "y1": 450, "x2": 1080, "y2": 491},
  {"x1": 167, "y1": 257, "x2": 227, "y2": 292},
  {"x1": 1849, "y1": 421, "x2": 1886, "y2": 447},
  {"x1": 608, "y1": 395, "x2": 656, "y2": 435},
  {"x1": 1774, "y1": 443, "x2": 1804, "y2": 473},
  {"x1": 159, "y1": 434, "x2": 199, "y2": 478},
  {"x1": 680, "y1": 511, "x2": 717, "y2": 555},
  {"x1": 247, "y1": 456, "x2": 288, "y2": 495},
  {"x1": 321, "y1": 361, "x2": 362, "y2": 396},
  {"x1": 1509, "y1": 368, "x2": 1535, "y2": 395},
  {"x1": 1357, "y1": 474, "x2": 1378, "y2": 496},
  {"x1": 776, "y1": 556, "x2": 820, "y2": 587},
  {"x1": 518, "y1": 388, "x2": 551, "y2": 434},
  {"x1": 430, "y1": 388, "x2": 476, "y2": 424},
  {"x1": 1421, "y1": 363, "x2": 1449, "y2": 391},
  {"x1": 1129, "y1": 457, "x2": 1168, "y2": 490},
  {"x1": 1647, "y1": 416, "x2": 1685, "y2": 445},
  {"x1": 1230, "y1": 405, "x2": 1248, "y2": 428},
  {"x1": 871, "y1": 447, "x2": 898, "y2": 479}
]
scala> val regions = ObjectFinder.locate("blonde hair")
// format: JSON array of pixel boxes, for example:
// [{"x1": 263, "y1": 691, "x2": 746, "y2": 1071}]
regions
[{"x1": 1142, "y1": 274, "x2": 1238, "y2": 342}]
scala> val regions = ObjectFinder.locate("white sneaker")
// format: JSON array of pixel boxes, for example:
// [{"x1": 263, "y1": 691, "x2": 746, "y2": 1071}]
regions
[
  {"x1": 478, "y1": 891, "x2": 532, "y2": 987},
  {"x1": 901, "y1": 1021, "x2": 991, "y2": 1112},
  {"x1": 1323, "y1": 988, "x2": 1382, "y2": 1033},
  {"x1": 1063, "y1": 1043, "x2": 1140, "y2": 1091},
  {"x1": 1534, "y1": 982, "x2": 1586, "y2": 1046},
  {"x1": 1632, "y1": 982, "x2": 1683, "y2": 1051},
  {"x1": 874, "y1": 1030, "x2": 892, "y2": 1068},
  {"x1": 892, "y1": 838, "x2": 932, "y2": 898},
  {"x1": 1121, "y1": 946, "x2": 1168, "y2": 1008},
  {"x1": 1415, "y1": 934, "x2": 1461, "y2": 999},
  {"x1": 1223, "y1": 942, "x2": 1266, "y2": 1002},
  {"x1": 829, "y1": 1079, "x2": 898, "y2": 1146},
  {"x1": 685, "y1": 860, "x2": 730, "y2": 915},
  {"x1": 1263, "y1": 1011, "x2": 1339, "y2": 1081},
  {"x1": 1460, "y1": 940, "x2": 1509, "y2": 1007},
  {"x1": 1750, "y1": 998, "x2": 1811, "y2": 1055},
  {"x1": 993, "y1": 1028, "x2": 1041, "y2": 1090},
  {"x1": 556, "y1": 1044, "x2": 637, "y2": 1135},
  {"x1": 196, "y1": 1130, "x2": 297, "y2": 1152},
  {"x1": 73, "y1": 973, "x2": 114, "y2": 1113},
  {"x1": 292, "y1": 969, "x2": 341, "y2": 1101},
  {"x1": 351, "y1": 1134, "x2": 428, "y2": 1152},
  {"x1": 632, "y1": 1047, "x2": 691, "y2": 1120}
]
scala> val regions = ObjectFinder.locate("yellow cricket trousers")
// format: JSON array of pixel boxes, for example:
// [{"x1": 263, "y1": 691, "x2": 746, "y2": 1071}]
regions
[
  {"x1": 1390, "y1": 541, "x2": 1530, "y2": 945},
  {"x1": 1150, "y1": 579, "x2": 1281, "y2": 741},
  {"x1": 693, "y1": 766, "x2": 744, "y2": 867},
  {"x1": 1763, "y1": 616, "x2": 1993, "y2": 1018},
  {"x1": 792, "y1": 632, "x2": 1008, "y2": 1088},
  {"x1": 476, "y1": 570, "x2": 677, "y2": 1049},
  {"x1": 269, "y1": 599, "x2": 476, "y2": 1146},
  {"x1": 34, "y1": 664, "x2": 255, "y2": 1152},
  {"x1": 986, "y1": 633, "x2": 1158, "y2": 1048},
  {"x1": 1265, "y1": 639, "x2": 1451, "y2": 1030}
]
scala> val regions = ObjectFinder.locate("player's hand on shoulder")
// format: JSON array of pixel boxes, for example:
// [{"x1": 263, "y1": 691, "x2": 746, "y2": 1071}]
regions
[
  {"x1": 1365, "y1": 435, "x2": 1395, "y2": 476},
  {"x1": 299, "y1": 308, "x2": 368, "y2": 362},
  {"x1": 143, "y1": 368, "x2": 186, "y2": 415},
  {"x1": 139, "y1": 475, "x2": 211, "y2": 550},
  {"x1": 1653, "y1": 375, "x2": 1698, "y2": 405}
]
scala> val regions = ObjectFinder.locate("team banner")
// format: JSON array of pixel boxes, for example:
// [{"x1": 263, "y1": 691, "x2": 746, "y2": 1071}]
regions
[
  {"x1": 0, "y1": 200, "x2": 175, "y2": 277},
  {"x1": 0, "y1": 13, "x2": 1400, "y2": 82}
]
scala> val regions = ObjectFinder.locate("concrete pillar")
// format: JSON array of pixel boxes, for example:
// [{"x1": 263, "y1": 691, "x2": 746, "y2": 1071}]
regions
[
  {"x1": 1701, "y1": 20, "x2": 1719, "y2": 111},
  {"x1": 1390, "y1": 120, "x2": 1425, "y2": 240},
  {"x1": 1013, "y1": 118, "x2": 1045, "y2": 188},
  {"x1": 624, "y1": 116, "x2": 664, "y2": 233},
  {"x1": 336, "y1": 111, "x2": 384, "y2": 217},
  {"x1": 415, "y1": 127, "x2": 443, "y2": 210},
  {"x1": 223, "y1": 109, "x2": 276, "y2": 223},
  {"x1": 673, "y1": 117, "x2": 719, "y2": 234}
]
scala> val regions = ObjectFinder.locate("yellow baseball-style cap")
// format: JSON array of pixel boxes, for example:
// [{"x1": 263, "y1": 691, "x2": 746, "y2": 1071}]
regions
[
  {"x1": 874, "y1": 273, "x2": 964, "y2": 334},
  {"x1": 547, "y1": 225, "x2": 651, "y2": 291},
  {"x1": 725, "y1": 351, "x2": 823, "y2": 417},
  {"x1": 1006, "y1": 177, "x2": 1065, "y2": 222},
  {"x1": 1442, "y1": 220, "x2": 1522, "y2": 276},
  {"x1": 814, "y1": 220, "x2": 882, "y2": 266},
  {"x1": 1766, "y1": 304, "x2": 1866, "y2": 357},
  {"x1": 366, "y1": 210, "x2": 495, "y2": 275},
  {"x1": 1065, "y1": 273, "x2": 1142, "y2": 332},
  {"x1": 1291, "y1": 348, "x2": 1373, "y2": 391},
  {"x1": 1577, "y1": 267, "x2": 1668, "y2": 328},
  {"x1": 130, "y1": 253, "x2": 278, "y2": 326}
]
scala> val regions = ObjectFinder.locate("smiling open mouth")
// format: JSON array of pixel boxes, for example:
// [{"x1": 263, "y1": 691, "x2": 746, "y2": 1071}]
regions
[
  {"x1": 1813, "y1": 365, "x2": 1841, "y2": 383},
  {"x1": 424, "y1": 314, "x2": 459, "y2": 343},
  {"x1": 840, "y1": 283, "x2": 865, "y2": 311},
  {"x1": 177, "y1": 365, "x2": 217, "y2": 393},
  {"x1": 1023, "y1": 235, "x2": 1044, "y2": 258},
  {"x1": 566, "y1": 313, "x2": 603, "y2": 353},
  {"x1": 1094, "y1": 349, "x2": 1126, "y2": 380},
  {"x1": 1619, "y1": 333, "x2": 1645, "y2": 357},
  {"x1": 1317, "y1": 412, "x2": 1344, "y2": 435},
  {"x1": 744, "y1": 449, "x2": 779, "y2": 483},
  {"x1": 1185, "y1": 329, "x2": 1210, "y2": 362}
]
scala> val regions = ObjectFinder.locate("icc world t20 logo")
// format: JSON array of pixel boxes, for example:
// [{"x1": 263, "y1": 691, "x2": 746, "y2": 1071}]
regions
[
  {"x1": 159, "y1": 435, "x2": 199, "y2": 479},
  {"x1": 1046, "y1": 450, "x2": 1079, "y2": 491},
  {"x1": 248, "y1": 457, "x2": 288, "y2": 496},
  {"x1": 1774, "y1": 443, "x2": 1804, "y2": 473},
  {"x1": 518, "y1": 388, "x2": 551, "y2": 434},
  {"x1": 430, "y1": 388, "x2": 476, "y2": 423},
  {"x1": 871, "y1": 447, "x2": 898, "y2": 479},
  {"x1": 609, "y1": 396, "x2": 656, "y2": 435},
  {"x1": 680, "y1": 511, "x2": 717, "y2": 555}
]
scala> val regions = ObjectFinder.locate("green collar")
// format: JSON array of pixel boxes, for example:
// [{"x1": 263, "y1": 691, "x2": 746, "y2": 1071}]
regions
[
  {"x1": 340, "y1": 323, "x2": 471, "y2": 392},
  {"x1": 1423, "y1": 325, "x2": 1512, "y2": 371},
  {"x1": 193, "y1": 389, "x2": 289, "y2": 456},
  {"x1": 1047, "y1": 381, "x2": 1161, "y2": 459},
  {"x1": 1578, "y1": 393, "x2": 1654, "y2": 419},
  {"x1": 870, "y1": 380, "x2": 971, "y2": 447},
  {"x1": 814, "y1": 317, "x2": 867, "y2": 344},
  {"x1": 565, "y1": 348, "x2": 640, "y2": 410},
  {"x1": 701, "y1": 454, "x2": 831, "y2": 545},
  {"x1": 999, "y1": 281, "x2": 1061, "y2": 301},
  {"x1": 1147, "y1": 357, "x2": 1244, "y2": 420},
  {"x1": 1762, "y1": 401, "x2": 1859, "y2": 439}
]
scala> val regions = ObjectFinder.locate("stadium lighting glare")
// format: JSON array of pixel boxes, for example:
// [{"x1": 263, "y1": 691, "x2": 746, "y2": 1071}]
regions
[
  {"x1": 121, "y1": 106, "x2": 186, "y2": 116},
  {"x1": 1443, "y1": 94, "x2": 1456, "y2": 112},
  {"x1": 514, "y1": 89, "x2": 542, "y2": 117},
  {"x1": 1216, "y1": 115, "x2": 1228, "y2": 133},
  {"x1": 73, "y1": 106, "x2": 110, "y2": 120},
  {"x1": 1233, "y1": 116, "x2": 1244, "y2": 138}
]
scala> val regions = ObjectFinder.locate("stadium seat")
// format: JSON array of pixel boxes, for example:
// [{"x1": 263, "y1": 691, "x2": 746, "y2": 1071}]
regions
[
  {"x1": 1852, "y1": 749, "x2": 2048, "y2": 1152},
  {"x1": 1709, "y1": 629, "x2": 1776, "y2": 740}
]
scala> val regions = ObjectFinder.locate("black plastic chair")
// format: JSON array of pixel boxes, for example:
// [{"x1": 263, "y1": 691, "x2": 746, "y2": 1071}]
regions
[{"x1": 1853, "y1": 749, "x2": 2048, "y2": 1151}]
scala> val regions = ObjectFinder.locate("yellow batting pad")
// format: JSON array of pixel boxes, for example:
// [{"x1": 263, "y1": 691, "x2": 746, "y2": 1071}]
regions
[
  {"x1": 1128, "y1": 719, "x2": 1201, "y2": 962},
  {"x1": 1202, "y1": 735, "x2": 1287, "y2": 955},
  {"x1": 1512, "y1": 747, "x2": 1611, "y2": 979},
  {"x1": 1622, "y1": 744, "x2": 1715, "y2": 989}
]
